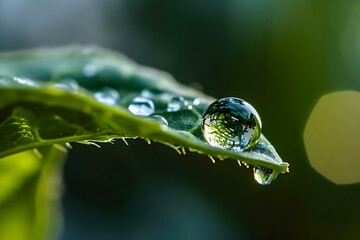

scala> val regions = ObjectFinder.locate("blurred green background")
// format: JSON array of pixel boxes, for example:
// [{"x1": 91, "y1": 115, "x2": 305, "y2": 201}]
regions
[{"x1": 0, "y1": 0, "x2": 359, "y2": 239}]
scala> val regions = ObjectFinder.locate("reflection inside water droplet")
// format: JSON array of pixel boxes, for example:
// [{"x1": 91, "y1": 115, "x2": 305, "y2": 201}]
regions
[
  {"x1": 94, "y1": 88, "x2": 119, "y2": 105},
  {"x1": 253, "y1": 167, "x2": 278, "y2": 185},
  {"x1": 150, "y1": 115, "x2": 168, "y2": 126},
  {"x1": 128, "y1": 97, "x2": 155, "y2": 116},
  {"x1": 202, "y1": 97, "x2": 262, "y2": 151},
  {"x1": 53, "y1": 78, "x2": 79, "y2": 91},
  {"x1": 167, "y1": 96, "x2": 186, "y2": 112}
]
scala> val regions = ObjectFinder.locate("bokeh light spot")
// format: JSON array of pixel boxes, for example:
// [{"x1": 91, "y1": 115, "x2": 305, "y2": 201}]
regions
[{"x1": 304, "y1": 91, "x2": 360, "y2": 184}]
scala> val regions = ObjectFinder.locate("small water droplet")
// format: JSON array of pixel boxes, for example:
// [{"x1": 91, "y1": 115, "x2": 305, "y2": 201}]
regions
[
  {"x1": 83, "y1": 63, "x2": 97, "y2": 77},
  {"x1": 150, "y1": 115, "x2": 168, "y2": 126},
  {"x1": 140, "y1": 89, "x2": 153, "y2": 98},
  {"x1": 94, "y1": 88, "x2": 119, "y2": 106},
  {"x1": 193, "y1": 98, "x2": 201, "y2": 106},
  {"x1": 13, "y1": 77, "x2": 38, "y2": 87},
  {"x1": 53, "y1": 78, "x2": 79, "y2": 91},
  {"x1": 128, "y1": 97, "x2": 155, "y2": 116},
  {"x1": 167, "y1": 96, "x2": 186, "y2": 112},
  {"x1": 253, "y1": 167, "x2": 278, "y2": 185},
  {"x1": 202, "y1": 97, "x2": 262, "y2": 151}
]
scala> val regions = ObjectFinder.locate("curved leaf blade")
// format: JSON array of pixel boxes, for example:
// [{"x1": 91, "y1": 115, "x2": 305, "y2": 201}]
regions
[{"x1": 0, "y1": 46, "x2": 289, "y2": 173}]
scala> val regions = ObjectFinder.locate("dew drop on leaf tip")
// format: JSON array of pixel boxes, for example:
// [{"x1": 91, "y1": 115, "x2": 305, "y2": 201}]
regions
[
  {"x1": 253, "y1": 167, "x2": 278, "y2": 185},
  {"x1": 201, "y1": 97, "x2": 262, "y2": 152}
]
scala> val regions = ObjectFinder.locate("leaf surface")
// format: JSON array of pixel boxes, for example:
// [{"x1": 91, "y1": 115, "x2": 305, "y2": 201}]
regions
[
  {"x1": 0, "y1": 145, "x2": 65, "y2": 240},
  {"x1": 0, "y1": 46, "x2": 289, "y2": 173}
]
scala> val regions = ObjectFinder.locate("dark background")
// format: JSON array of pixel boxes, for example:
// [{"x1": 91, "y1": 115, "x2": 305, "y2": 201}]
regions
[{"x1": 1, "y1": 1, "x2": 359, "y2": 239}]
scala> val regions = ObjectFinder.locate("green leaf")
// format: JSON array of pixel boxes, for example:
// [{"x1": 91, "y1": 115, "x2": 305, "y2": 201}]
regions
[
  {"x1": 0, "y1": 46, "x2": 289, "y2": 173},
  {"x1": 0, "y1": 145, "x2": 66, "y2": 240}
]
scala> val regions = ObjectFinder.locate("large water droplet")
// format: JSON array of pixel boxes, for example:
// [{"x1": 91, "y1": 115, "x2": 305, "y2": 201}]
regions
[
  {"x1": 94, "y1": 88, "x2": 119, "y2": 106},
  {"x1": 128, "y1": 97, "x2": 155, "y2": 116},
  {"x1": 253, "y1": 167, "x2": 278, "y2": 185},
  {"x1": 53, "y1": 78, "x2": 79, "y2": 91},
  {"x1": 167, "y1": 96, "x2": 186, "y2": 112},
  {"x1": 202, "y1": 97, "x2": 262, "y2": 151}
]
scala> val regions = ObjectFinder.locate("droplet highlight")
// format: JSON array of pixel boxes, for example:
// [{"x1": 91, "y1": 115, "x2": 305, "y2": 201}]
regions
[
  {"x1": 193, "y1": 98, "x2": 201, "y2": 106},
  {"x1": 202, "y1": 97, "x2": 262, "y2": 151},
  {"x1": 94, "y1": 88, "x2": 119, "y2": 106},
  {"x1": 253, "y1": 167, "x2": 278, "y2": 185},
  {"x1": 128, "y1": 97, "x2": 155, "y2": 116}
]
